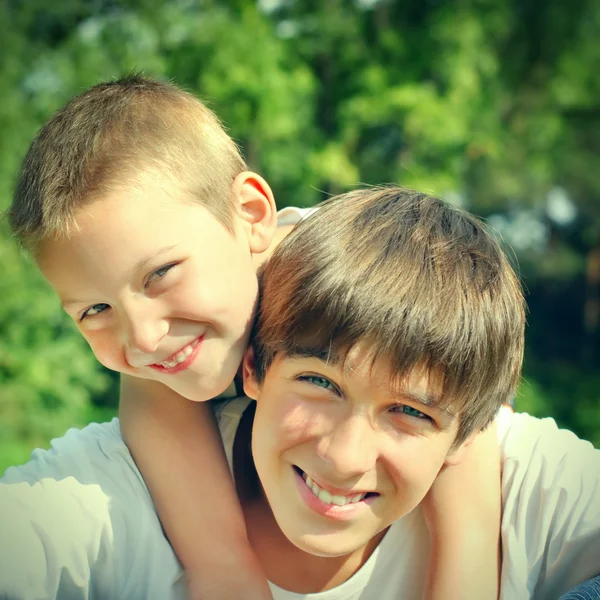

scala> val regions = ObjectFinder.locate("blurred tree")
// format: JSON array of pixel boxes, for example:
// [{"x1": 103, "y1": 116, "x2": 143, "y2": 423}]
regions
[{"x1": 0, "y1": 0, "x2": 598, "y2": 472}]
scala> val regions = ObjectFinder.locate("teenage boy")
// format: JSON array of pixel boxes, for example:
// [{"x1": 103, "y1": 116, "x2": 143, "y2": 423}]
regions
[
  {"x1": 3, "y1": 76, "x2": 500, "y2": 598},
  {"x1": 2, "y1": 187, "x2": 598, "y2": 599},
  {"x1": 241, "y1": 187, "x2": 600, "y2": 598}
]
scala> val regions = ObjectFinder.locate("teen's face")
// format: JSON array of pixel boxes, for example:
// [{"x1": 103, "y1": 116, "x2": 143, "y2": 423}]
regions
[
  {"x1": 38, "y1": 181, "x2": 263, "y2": 401},
  {"x1": 244, "y1": 346, "x2": 468, "y2": 558}
]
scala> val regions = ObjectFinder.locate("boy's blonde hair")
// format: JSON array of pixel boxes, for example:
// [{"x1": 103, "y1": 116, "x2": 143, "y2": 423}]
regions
[
  {"x1": 9, "y1": 75, "x2": 246, "y2": 251},
  {"x1": 253, "y1": 187, "x2": 525, "y2": 445}
]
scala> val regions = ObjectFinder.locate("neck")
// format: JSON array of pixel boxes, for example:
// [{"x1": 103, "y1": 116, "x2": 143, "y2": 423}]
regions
[{"x1": 232, "y1": 403, "x2": 385, "y2": 593}]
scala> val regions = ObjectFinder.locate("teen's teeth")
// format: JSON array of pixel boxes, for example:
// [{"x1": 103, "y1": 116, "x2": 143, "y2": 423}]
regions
[{"x1": 302, "y1": 473, "x2": 366, "y2": 506}]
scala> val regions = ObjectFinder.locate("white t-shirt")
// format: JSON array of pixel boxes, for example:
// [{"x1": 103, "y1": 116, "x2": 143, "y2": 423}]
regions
[{"x1": 2, "y1": 399, "x2": 598, "y2": 600}]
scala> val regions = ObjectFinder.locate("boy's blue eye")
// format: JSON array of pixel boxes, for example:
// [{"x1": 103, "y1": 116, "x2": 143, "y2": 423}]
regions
[
  {"x1": 145, "y1": 263, "x2": 176, "y2": 288},
  {"x1": 391, "y1": 404, "x2": 430, "y2": 421},
  {"x1": 299, "y1": 375, "x2": 337, "y2": 392},
  {"x1": 80, "y1": 303, "x2": 109, "y2": 321}
]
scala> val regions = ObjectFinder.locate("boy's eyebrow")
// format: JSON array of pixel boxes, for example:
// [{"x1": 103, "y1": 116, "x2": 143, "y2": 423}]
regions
[
  {"x1": 60, "y1": 245, "x2": 180, "y2": 308},
  {"x1": 61, "y1": 299, "x2": 81, "y2": 309},
  {"x1": 132, "y1": 245, "x2": 180, "y2": 274}
]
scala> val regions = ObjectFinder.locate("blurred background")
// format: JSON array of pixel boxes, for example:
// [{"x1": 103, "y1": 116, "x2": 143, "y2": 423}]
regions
[{"x1": 1, "y1": 0, "x2": 599, "y2": 471}]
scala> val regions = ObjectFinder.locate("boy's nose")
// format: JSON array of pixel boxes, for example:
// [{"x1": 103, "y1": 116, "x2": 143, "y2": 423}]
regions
[
  {"x1": 122, "y1": 307, "x2": 168, "y2": 357},
  {"x1": 316, "y1": 415, "x2": 378, "y2": 478}
]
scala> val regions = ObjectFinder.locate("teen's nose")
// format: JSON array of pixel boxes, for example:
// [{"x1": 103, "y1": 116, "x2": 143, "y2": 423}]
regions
[
  {"x1": 121, "y1": 303, "x2": 168, "y2": 356},
  {"x1": 316, "y1": 414, "x2": 378, "y2": 477}
]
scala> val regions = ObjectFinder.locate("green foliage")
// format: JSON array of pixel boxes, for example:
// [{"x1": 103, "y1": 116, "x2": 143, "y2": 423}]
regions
[
  {"x1": 519, "y1": 359, "x2": 600, "y2": 448},
  {"x1": 0, "y1": 228, "x2": 111, "y2": 468},
  {"x1": 0, "y1": 0, "x2": 599, "y2": 472}
]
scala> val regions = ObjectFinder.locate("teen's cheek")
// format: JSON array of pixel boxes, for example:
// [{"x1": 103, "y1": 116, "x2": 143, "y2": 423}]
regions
[
  {"x1": 275, "y1": 396, "x2": 334, "y2": 450},
  {"x1": 387, "y1": 443, "x2": 448, "y2": 507}
]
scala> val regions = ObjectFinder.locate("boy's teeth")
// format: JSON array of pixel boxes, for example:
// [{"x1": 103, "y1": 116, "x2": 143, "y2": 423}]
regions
[
  {"x1": 159, "y1": 342, "x2": 195, "y2": 368},
  {"x1": 303, "y1": 473, "x2": 366, "y2": 506}
]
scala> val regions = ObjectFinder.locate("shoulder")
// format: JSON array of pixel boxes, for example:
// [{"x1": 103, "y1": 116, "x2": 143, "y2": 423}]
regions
[
  {"x1": 0, "y1": 419, "x2": 182, "y2": 599},
  {"x1": 498, "y1": 409, "x2": 599, "y2": 493},
  {"x1": 498, "y1": 410, "x2": 600, "y2": 599}
]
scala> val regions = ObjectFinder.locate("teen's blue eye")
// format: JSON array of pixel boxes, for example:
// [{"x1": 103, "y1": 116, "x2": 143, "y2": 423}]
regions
[
  {"x1": 391, "y1": 404, "x2": 431, "y2": 421},
  {"x1": 80, "y1": 303, "x2": 109, "y2": 321},
  {"x1": 145, "y1": 263, "x2": 176, "y2": 288},
  {"x1": 298, "y1": 375, "x2": 337, "y2": 392}
]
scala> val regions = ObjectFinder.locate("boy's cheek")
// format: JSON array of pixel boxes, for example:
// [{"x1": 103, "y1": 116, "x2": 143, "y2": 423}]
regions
[{"x1": 82, "y1": 332, "x2": 128, "y2": 374}]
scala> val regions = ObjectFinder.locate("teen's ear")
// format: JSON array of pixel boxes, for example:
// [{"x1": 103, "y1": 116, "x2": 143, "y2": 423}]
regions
[
  {"x1": 232, "y1": 171, "x2": 277, "y2": 254},
  {"x1": 242, "y1": 346, "x2": 261, "y2": 400}
]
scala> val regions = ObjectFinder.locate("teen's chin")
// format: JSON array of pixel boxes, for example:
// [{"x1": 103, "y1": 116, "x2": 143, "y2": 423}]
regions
[
  {"x1": 284, "y1": 528, "x2": 373, "y2": 558},
  {"x1": 272, "y1": 490, "x2": 379, "y2": 558}
]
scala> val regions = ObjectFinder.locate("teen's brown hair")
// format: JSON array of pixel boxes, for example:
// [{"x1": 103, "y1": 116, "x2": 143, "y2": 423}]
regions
[{"x1": 252, "y1": 187, "x2": 525, "y2": 444}]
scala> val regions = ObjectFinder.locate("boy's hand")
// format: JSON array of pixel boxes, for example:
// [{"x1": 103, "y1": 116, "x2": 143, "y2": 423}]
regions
[{"x1": 421, "y1": 422, "x2": 501, "y2": 600}]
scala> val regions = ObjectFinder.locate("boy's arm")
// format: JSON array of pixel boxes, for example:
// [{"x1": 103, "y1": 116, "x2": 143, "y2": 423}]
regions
[
  {"x1": 421, "y1": 422, "x2": 501, "y2": 600},
  {"x1": 119, "y1": 375, "x2": 272, "y2": 600}
]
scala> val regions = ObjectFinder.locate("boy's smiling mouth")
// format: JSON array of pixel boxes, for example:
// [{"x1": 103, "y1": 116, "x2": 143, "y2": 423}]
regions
[{"x1": 149, "y1": 336, "x2": 204, "y2": 373}]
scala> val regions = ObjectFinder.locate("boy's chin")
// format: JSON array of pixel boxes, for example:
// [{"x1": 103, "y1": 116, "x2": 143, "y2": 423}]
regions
[{"x1": 161, "y1": 372, "x2": 236, "y2": 402}]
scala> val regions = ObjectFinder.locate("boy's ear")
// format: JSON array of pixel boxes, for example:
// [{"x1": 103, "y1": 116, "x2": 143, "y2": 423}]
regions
[
  {"x1": 232, "y1": 171, "x2": 277, "y2": 254},
  {"x1": 242, "y1": 347, "x2": 261, "y2": 400},
  {"x1": 443, "y1": 430, "x2": 479, "y2": 466}
]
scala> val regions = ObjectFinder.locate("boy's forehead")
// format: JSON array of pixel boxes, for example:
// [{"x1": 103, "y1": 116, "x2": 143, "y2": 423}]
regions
[{"x1": 34, "y1": 188, "x2": 199, "y2": 291}]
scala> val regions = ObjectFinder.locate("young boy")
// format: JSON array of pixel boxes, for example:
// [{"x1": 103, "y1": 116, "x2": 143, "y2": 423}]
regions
[
  {"x1": 2, "y1": 185, "x2": 598, "y2": 599},
  {"x1": 5, "y1": 76, "x2": 501, "y2": 598},
  {"x1": 8, "y1": 74, "x2": 280, "y2": 599}
]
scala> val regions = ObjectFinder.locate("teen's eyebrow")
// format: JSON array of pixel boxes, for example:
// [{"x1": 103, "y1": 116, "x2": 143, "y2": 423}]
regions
[
  {"x1": 390, "y1": 389, "x2": 456, "y2": 422},
  {"x1": 286, "y1": 347, "x2": 341, "y2": 365}
]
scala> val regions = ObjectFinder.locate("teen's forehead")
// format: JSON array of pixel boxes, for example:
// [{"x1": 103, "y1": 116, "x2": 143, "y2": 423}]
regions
[{"x1": 344, "y1": 346, "x2": 444, "y2": 397}]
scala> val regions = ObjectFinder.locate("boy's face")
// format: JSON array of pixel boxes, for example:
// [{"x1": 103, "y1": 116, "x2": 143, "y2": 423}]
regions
[
  {"x1": 244, "y1": 345, "x2": 471, "y2": 559},
  {"x1": 38, "y1": 178, "x2": 268, "y2": 401}
]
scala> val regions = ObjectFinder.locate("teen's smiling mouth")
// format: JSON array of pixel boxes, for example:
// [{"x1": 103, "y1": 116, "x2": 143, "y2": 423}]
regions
[
  {"x1": 149, "y1": 336, "x2": 204, "y2": 374},
  {"x1": 293, "y1": 466, "x2": 379, "y2": 520}
]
